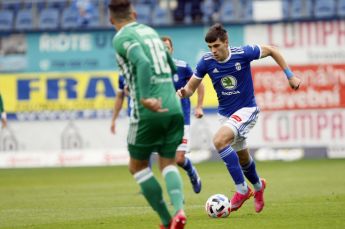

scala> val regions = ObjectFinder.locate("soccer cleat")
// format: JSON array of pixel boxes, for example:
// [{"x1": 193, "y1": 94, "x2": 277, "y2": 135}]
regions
[
  {"x1": 254, "y1": 178, "x2": 267, "y2": 213},
  {"x1": 230, "y1": 187, "x2": 253, "y2": 212},
  {"x1": 190, "y1": 169, "x2": 202, "y2": 193},
  {"x1": 170, "y1": 210, "x2": 187, "y2": 229}
]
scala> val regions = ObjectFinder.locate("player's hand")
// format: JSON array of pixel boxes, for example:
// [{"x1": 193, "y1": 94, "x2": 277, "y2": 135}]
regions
[
  {"x1": 176, "y1": 87, "x2": 188, "y2": 98},
  {"x1": 194, "y1": 107, "x2": 204, "y2": 119},
  {"x1": 288, "y1": 76, "x2": 301, "y2": 90},
  {"x1": 110, "y1": 121, "x2": 116, "y2": 134},
  {"x1": 141, "y1": 98, "x2": 168, "y2": 113},
  {"x1": 1, "y1": 118, "x2": 6, "y2": 129},
  {"x1": 124, "y1": 85, "x2": 130, "y2": 96}
]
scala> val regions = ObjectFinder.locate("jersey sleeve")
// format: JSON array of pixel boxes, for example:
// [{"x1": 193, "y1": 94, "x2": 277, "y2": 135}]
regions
[
  {"x1": 113, "y1": 34, "x2": 152, "y2": 99},
  {"x1": 0, "y1": 94, "x2": 4, "y2": 113},
  {"x1": 194, "y1": 57, "x2": 207, "y2": 79},
  {"x1": 243, "y1": 45, "x2": 261, "y2": 62},
  {"x1": 118, "y1": 75, "x2": 125, "y2": 91},
  {"x1": 185, "y1": 63, "x2": 193, "y2": 80}
]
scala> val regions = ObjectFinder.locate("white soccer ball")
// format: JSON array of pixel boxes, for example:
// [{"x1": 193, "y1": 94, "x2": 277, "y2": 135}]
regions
[{"x1": 205, "y1": 194, "x2": 231, "y2": 218}]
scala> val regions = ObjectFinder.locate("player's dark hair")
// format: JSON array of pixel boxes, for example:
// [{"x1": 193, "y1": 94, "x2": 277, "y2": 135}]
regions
[
  {"x1": 108, "y1": 0, "x2": 132, "y2": 21},
  {"x1": 205, "y1": 23, "x2": 228, "y2": 43},
  {"x1": 161, "y1": 36, "x2": 173, "y2": 48}
]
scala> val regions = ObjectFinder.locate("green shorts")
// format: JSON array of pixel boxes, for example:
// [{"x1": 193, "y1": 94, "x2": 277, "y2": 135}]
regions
[{"x1": 127, "y1": 113, "x2": 184, "y2": 160}]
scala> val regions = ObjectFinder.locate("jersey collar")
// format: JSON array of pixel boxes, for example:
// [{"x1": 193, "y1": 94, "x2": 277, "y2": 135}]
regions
[
  {"x1": 117, "y1": 21, "x2": 138, "y2": 35},
  {"x1": 217, "y1": 47, "x2": 231, "y2": 63}
]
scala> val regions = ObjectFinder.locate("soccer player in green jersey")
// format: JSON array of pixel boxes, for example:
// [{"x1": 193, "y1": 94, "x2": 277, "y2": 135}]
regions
[
  {"x1": 108, "y1": 1, "x2": 186, "y2": 228},
  {"x1": 0, "y1": 94, "x2": 7, "y2": 129}
]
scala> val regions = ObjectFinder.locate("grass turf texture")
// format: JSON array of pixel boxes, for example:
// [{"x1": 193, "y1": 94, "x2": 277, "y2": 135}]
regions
[{"x1": 1, "y1": 159, "x2": 344, "y2": 229}]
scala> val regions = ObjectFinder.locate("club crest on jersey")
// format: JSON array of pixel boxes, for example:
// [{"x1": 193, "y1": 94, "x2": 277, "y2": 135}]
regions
[
  {"x1": 173, "y1": 73, "x2": 179, "y2": 82},
  {"x1": 235, "y1": 62, "x2": 241, "y2": 71},
  {"x1": 221, "y1": 76, "x2": 237, "y2": 90}
]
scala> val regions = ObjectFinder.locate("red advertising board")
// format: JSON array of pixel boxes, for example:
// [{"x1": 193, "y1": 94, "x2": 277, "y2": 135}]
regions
[{"x1": 252, "y1": 64, "x2": 345, "y2": 111}]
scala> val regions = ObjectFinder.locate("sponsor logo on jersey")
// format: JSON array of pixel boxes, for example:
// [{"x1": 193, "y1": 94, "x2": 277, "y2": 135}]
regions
[
  {"x1": 230, "y1": 115, "x2": 242, "y2": 122},
  {"x1": 221, "y1": 90, "x2": 240, "y2": 95},
  {"x1": 221, "y1": 75, "x2": 237, "y2": 90},
  {"x1": 212, "y1": 68, "x2": 219, "y2": 73},
  {"x1": 235, "y1": 62, "x2": 241, "y2": 71}
]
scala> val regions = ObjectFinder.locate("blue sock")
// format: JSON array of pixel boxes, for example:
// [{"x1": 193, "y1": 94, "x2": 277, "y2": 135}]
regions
[
  {"x1": 181, "y1": 157, "x2": 195, "y2": 177},
  {"x1": 219, "y1": 146, "x2": 247, "y2": 194},
  {"x1": 242, "y1": 157, "x2": 262, "y2": 191}
]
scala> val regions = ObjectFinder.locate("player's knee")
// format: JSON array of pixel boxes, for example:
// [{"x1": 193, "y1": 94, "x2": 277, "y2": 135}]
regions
[
  {"x1": 213, "y1": 135, "x2": 228, "y2": 151},
  {"x1": 175, "y1": 151, "x2": 185, "y2": 166}
]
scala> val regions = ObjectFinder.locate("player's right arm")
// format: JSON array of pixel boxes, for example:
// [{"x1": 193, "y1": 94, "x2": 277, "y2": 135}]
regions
[
  {"x1": 177, "y1": 76, "x2": 202, "y2": 98},
  {"x1": 110, "y1": 90, "x2": 125, "y2": 134},
  {"x1": 114, "y1": 35, "x2": 166, "y2": 112}
]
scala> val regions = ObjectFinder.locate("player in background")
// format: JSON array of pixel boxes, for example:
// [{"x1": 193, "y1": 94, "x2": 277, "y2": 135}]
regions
[
  {"x1": 109, "y1": 1, "x2": 187, "y2": 228},
  {"x1": 177, "y1": 23, "x2": 301, "y2": 213},
  {"x1": 0, "y1": 94, "x2": 7, "y2": 129},
  {"x1": 162, "y1": 36, "x2": 204, "y2": 194},
  {"x1": 110, "y1": 75, "x2": 130, "y2": 134}
]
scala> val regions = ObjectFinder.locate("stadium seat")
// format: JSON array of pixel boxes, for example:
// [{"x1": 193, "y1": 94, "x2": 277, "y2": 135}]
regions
[
  {"x1": 15, "y1": 9, "x2": 34, "y2": 31},
  {"x1": 290, "y1": 0, "x2": 313, "y2": 19},
  {"x1": 220, "y1": 0, "x2": 237, "y2": 23},
  {"x1": 61, "y1": 7, "x2": 79, "y2": 29},
  {"x1": 338, "y1": 0, "x2": 345, "y2": 17},
  {"x1": 1, "y1": 0, "x2": 21, "y2": 12},
  {"x1": 39, "y1": 8, "x2": 60, "y2": 30},
  {"x1": 282, "y1": 0, "x2": 291, "y2": 19},
  {"x1": 86, "y1": 10, "x2": 100, "y2": 28},
  {"x1": 134, "y1": 4, "x2": 151, "y2": 24},
  {"x1": 0, "y1": 10, "x2": 14, "y2": 31},
  {"x1": 314, "y1": 0, "x2": 336, "y2": 18},
  {"x1": 152, "y1": 5, "x2": 172, "y2": 26},
  {"x1": 47, "y1": 0, "x2": 68, "y2": 11},
  {"x1": 241, "y1": 0, "x2": 253, "y2": 22},
  {"x1": 202, "y1": 0, "x2": 215, "y2": 23}
]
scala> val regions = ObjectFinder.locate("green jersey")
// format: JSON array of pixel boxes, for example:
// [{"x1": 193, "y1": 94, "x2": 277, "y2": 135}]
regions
[
  {"x1": 0, "y1": 94, "x2": 4, "y2": 113},
  {"x1": 112, "y1": 22, "x2": 182, "y2": 122}
]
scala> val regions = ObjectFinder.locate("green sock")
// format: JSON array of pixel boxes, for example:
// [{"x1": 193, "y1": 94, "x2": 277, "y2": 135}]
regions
[
  {"x1": 134, "y1": 168, "x2": 171, "y2": 227},
  {"x1": 163, "y1": 165, "x2": 184, "y2": 214}
]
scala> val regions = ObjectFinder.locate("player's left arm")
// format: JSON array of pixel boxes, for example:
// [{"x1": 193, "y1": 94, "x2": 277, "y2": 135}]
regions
[
  {"x1": 195, "y1": 81, "x2": 204, "y2": 118},
  {"x1": 260, "y1": 45, "x2": 301, "y2": 90}
]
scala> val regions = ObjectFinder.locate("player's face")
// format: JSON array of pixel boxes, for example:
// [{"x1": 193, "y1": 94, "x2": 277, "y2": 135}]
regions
[
  {"x1": 163, "y1": 40, "x2": 173, "y2": 54},
  {"x1": 207, "y1": 38, "x2": 229, "y2": 61}
]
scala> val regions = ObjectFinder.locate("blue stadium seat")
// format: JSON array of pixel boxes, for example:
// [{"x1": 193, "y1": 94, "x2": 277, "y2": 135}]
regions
[
  {"x1": 290, "y1": 0, "x2": 313, "y2": 19},
  {"x1": 61, "y1": 7, "x2": 79, "y2": 29},
  {"x1": 314, "y1": 0, "x2": 336, "y2": 18},
  {"x1": 39, "y1": 8, "x2": 60, "y2": 30},
  {"x1": 241, "y1": 0, "x2": 253, "y2": 22},
  {"x1": 15, "y1": 9, "x2": 34, "y2": 31},
  {"x1": 87, "y1": 10, "x2": 100, "y2": 28},
  {"x1": 1, "y1": 0, "x2": 21, "y2": 12},
  {"x1": 338, "y1": 0, "x2": 345, "y2": 17},
  {"x1": 152, "y1": 5, "x2": 172, "y2": 26},
  {"x1": 134, "y1": 4, "x2": 151, "y2": 24},
  {"x1": 282, "y1": 0, "x2": 291, "y2": 19},
  {"x1": 47, "y1": 0, "x2": 68, "y2": 11},
  {"x1": 0, "y1": 10, "x2": 14, "y2": 31},
  {"x1": 202, "y1": 0, "x2": 215, "y2": 23},
  {"x1": 220, "y1": 0, "x2": 237, "y2": 23}
]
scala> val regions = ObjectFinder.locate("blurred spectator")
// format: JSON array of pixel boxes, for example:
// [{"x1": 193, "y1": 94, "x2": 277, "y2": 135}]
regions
[
  {"x1": 73, "y1": 0, "x2": 96, "y2": 26},
  {"x1": 174, "y1": 0, "x2": 203, "y2": 23}
]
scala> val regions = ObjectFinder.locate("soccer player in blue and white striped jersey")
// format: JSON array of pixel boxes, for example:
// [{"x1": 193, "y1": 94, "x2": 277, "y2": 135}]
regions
[{"x1": 177, "y1": 23, "x2": 301, "y2": 213}]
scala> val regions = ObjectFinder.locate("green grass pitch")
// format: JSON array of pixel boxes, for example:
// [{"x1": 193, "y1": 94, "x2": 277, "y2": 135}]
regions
[{"x1": 1, "y1": 159, "x2": 345, "y2": 229}]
